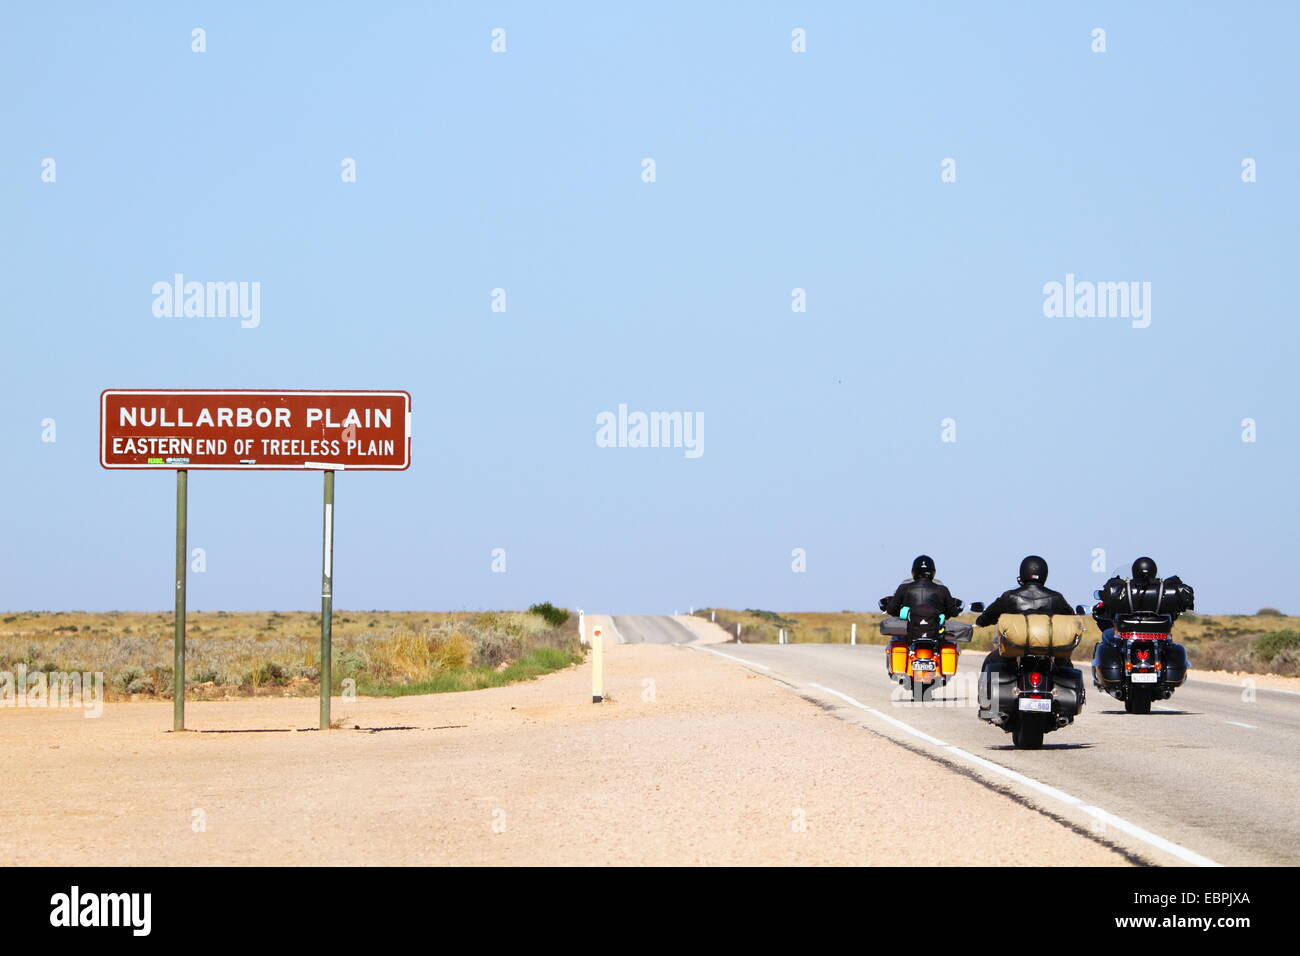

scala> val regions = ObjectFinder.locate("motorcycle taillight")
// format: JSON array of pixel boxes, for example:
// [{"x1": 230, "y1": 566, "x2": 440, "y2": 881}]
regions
[{"x1": 1118, "y1": 631, "x2": 1170, "y2": 641}]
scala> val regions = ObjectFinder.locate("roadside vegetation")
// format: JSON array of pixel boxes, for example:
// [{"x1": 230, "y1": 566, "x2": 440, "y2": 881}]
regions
[
  {"x1": 697, "y1": 608, "x2": 1300, "y2": 677},
  {"x1": 0, "y1": 607, "x2": 582, "y2": 700}
]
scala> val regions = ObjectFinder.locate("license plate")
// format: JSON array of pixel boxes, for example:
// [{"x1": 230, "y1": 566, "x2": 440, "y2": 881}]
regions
[
  {"x1": 1131, "y1": 672, "x2": 1158, "y2": 684},
  {"x1": 912, "y1": 660, "x2": 936, "y2": 671},
  {"x1": 1019, "y1": 697, "x2": 1052, "y2": 712}
]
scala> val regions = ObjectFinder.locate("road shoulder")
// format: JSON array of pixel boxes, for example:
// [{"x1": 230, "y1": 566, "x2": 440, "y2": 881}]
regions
[{"x1": 1, "y1": 614, "x2": 1131, "y2": 865}]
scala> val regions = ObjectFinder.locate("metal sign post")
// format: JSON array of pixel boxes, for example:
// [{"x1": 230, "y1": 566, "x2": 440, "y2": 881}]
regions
[
  {"x1": 174, "y1": 469, "x2": 188, "y2": 731},
  {"x1": 320, "y1": 470, "x2": 335, "y2": 730},
  {"x1": 101, "y1": 389, "x2": 411, "y2": 732}
]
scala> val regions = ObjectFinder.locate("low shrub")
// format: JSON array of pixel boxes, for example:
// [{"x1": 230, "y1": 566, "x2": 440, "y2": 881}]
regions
[
  {"x1": 527, "y1": 602, "x2": 570, "y2": 627},
  {"x1": 1253, "y1": 630, "x2": 1300, "y2": 664}
]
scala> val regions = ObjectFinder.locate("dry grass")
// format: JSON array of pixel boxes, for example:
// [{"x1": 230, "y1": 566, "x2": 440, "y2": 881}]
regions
[
  {"x1": 697, "y1": 608, "x2": 1300, "y2": 677},
  {"x1": 0, "y1": 609, "x2": 582, "y2": 700}
]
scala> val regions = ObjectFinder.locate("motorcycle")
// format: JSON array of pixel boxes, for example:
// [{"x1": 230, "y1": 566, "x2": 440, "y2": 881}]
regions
[
  {"x1": 877, "y1": 599, "x2": 972, "y2": 702},
  {"x1": 975, "y1": 603, "x2": 1087, "y2": 749},
  {"x1": 1091, "y1": 608, "x2": 1189, "y2": 713}
]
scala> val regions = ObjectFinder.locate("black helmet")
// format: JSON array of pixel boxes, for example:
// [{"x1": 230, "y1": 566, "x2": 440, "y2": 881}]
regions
[
  {"x1": 1132, "y1": 556, "x2": 1158, "y2": 582},
  {"x1": 1018, "y1": 555, "x2": 1048, "y2": 585},
  {"x1": 911, "y1": 554, "x2": 936, "y2": 580}
]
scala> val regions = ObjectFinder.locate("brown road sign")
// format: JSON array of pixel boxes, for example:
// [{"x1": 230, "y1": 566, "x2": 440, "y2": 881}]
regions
[{"x1": 100, "y1": 389, "x2": 411, "y2": 470}]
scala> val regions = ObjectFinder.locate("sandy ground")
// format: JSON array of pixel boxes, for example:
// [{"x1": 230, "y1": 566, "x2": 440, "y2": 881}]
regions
[
  {"x1": 0, "y1": 615, "x2": 1129, "y2": 866},
  {"x1": 1185, "y1": 668, "x2": 1300, "y2": 692}
]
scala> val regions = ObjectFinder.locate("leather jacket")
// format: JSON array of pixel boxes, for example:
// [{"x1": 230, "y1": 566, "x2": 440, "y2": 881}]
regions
[
  {"x1": 975, "y1": 583, "x2": 1074, "y2": 627},
  {"x1": 886, "y1": 578, "x2": 962, "y2": 618}
]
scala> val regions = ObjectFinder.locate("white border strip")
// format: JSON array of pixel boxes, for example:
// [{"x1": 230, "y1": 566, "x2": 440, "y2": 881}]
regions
[{"x1": 692, "y1": 646, "x2": 770, "y2": 670}]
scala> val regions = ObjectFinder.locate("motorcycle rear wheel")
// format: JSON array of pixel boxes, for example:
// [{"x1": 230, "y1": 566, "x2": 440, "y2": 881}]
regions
[
  {"x1": 910, "y1": 678, "x2": 935, "y2": 703},
  {"x1": 1012, "y1": 717, "x2": 1045, "y2": 749},
  {"x1": 1125, "y1": 688, "x2": 1152, "y2": 714}
]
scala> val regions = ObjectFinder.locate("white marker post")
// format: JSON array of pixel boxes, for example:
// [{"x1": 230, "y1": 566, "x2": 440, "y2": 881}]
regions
[
  {"x1": 779, "y1": 628, "x2": 785, "y2": 645},
  {"x1": 851, "y1": 622, "x2": 857, "y2": 645},
  {"x1": 578, "y1": 609, "x2": 585, "y2": 645},
  {"x1": 591, "y1": 626, "x2": 604, "y2": 703}
]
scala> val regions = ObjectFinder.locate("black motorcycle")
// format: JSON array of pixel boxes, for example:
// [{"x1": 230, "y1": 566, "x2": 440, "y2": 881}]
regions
[
  {"x1": 1091, "y1": 610, "x2": 1189, "y2": 713},
  {"x1": 974, "y1": 602, "x2": 1087, "y2": 750}
]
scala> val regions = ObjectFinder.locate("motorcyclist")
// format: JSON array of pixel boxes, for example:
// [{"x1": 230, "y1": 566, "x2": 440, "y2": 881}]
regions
[
  {"x1": 975, "y1": 555, "x2": 1076, "y2": 697},
  {"x1": 1092, "y1": 557, "x2": 1195, "y2": 634},
  {"x1": 975, "y1": 555, "x2": 1075, "y2": 625},
  {"x1": 975, "y1": 556, "x2": 1087, "y2": 737},
  {"x1": 884, "y1": 555, "x2": 964, "y2": 620}
]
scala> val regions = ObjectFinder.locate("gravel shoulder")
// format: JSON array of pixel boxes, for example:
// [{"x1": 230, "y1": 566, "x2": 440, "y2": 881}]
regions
[{"x1": 1, "y1": 615, "x2": 1129, "y2": 865}]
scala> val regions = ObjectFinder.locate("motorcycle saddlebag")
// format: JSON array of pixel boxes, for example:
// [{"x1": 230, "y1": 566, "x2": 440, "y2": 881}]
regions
[
  {"x1": 1092, "y1": 639, "x2": 1125, "y2": 688},
  {"x1": 1053, "y1": 666, "x2": 1085, "y2": 717},
  {"x1": 1162, "y1": 642, "x2": 1190, "y2": 686},
  {"x1": 977, "y1": 656, "x2": 1017, "y2": 722},
  {"x1": 939, "y1": 642, "x2": 958, "y2": 676},
  {"x1": 944, "y1": 620, "x2": 973, "y2": 642},
  {"x1": 887, "y1": 639, "x2": 908, "y2": 676},
  {"x1": 879, "y1": 616, "x2": 909, "y2": 637}
]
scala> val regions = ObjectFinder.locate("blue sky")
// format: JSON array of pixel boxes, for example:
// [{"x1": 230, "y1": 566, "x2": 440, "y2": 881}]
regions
[{"x1": 3, "y1": 2, "x2": 1297, "y2": 614}]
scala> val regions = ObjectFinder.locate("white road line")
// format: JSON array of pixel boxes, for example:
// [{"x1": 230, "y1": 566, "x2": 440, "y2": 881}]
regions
[
  {"x1": 1077, "y1": 806, "x2": 1220, "y2": 868},
  {"x1": 943, "y1": 745, "x2": 1083, "y2": 806},
  {"x1": 798, "y1": 680, "x2": 1221, "y2": 868},
  {"x1": 808, "y1": 683, "x2": 948, "y2": 747},
  {"x1": 1226, "y1": 720, "x2": 1256, "y2": 729},
  {"x1": 692, "y1": 646, "x2": 770, "y2": 670}
]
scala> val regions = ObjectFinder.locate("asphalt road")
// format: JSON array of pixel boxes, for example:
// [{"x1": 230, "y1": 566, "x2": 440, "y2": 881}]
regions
[
  {"x1": 615, "y1": 616, "x2": 1300, "y2": 867},
  {"x1": 611, "y1": 615, "x2": 700, "y2": 645}
]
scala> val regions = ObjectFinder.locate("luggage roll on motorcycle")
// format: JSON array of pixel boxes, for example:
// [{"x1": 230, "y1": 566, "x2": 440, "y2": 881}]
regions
[{"x1": 974, "y1": 602, "x2": 1088, "y2": 750}]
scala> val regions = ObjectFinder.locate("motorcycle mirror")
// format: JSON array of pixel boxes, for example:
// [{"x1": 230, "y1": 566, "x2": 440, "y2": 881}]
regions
[
  {"x1": 1093, "y1": 589, "x2": 1103, "y2": 601},
  {"x1": 1075, "y1": 605, "x2": 1087, "y2": 615},
  {"x1": 878, "y1": 597, "x2": 889, "y2": 612},
  {"x1": 969, "y1": 601, "x2": 985, "y2": 613}
]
